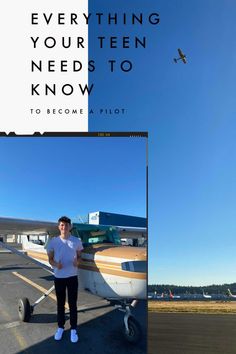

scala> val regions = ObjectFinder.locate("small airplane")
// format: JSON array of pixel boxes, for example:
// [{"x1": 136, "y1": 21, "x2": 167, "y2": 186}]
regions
[
  {"x1": 0, "y1": 216, "x2": 147, "y2": 343},
  {"x1": 202, "y1": 290, "x2": 212, "y2": 299},
  {"x1": 174, "y1": 48, "x2": 187, "y2": 64},
  {"x1": 169, "y1": 289, "x2": 180, "y2": 299},
  {"x1": 228, "y1": 289, "x2": 236, "y2": 298}
]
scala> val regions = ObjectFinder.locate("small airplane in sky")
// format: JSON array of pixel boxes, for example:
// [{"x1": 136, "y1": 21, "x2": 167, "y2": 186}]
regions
[
  {"x1": 0, "y1": 216, "x2": 147, "y2": 343},
  {"x1": 228, "y1": 289, "x2": 236, "y2": 298},
  {"x1": 169, "y1": 289, "x2": 181, "y2": 299},
  {"x1": 202, "y1": 290, "x2": 212, "y2": 299},
  {"x1": 174, "y1": 48, "x2": 187, "y2": 64}
]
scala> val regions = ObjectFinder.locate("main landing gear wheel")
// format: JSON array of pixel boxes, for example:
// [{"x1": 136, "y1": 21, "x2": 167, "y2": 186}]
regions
[
  {"x1": 18, "y1": 298, "x2": 33, "y2": 322},
  {"x1": 17, "y1": 285, "x2": 55, "y2": 323},
  {"x1": 123, "y1": 316, "x2": 142, "y2": 344}
]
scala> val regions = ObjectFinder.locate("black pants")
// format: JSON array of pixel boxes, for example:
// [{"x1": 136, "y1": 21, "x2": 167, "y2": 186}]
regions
[{"x1": 54, "y1": 276, "x2": 78, "y2": 329}]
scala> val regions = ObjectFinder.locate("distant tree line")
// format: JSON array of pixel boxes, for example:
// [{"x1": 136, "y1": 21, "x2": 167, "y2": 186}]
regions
[{"x1": 148, "y1": 283, "x2": 236, "y2": 295}]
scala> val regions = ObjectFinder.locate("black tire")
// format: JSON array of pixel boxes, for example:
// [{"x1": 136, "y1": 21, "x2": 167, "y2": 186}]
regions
[
  {"x1": 123, "y1": 316, "x2": 142, "y2": 344},
  {"x1": 18, "y1": 298, "x2": 31, "y2": 322}
]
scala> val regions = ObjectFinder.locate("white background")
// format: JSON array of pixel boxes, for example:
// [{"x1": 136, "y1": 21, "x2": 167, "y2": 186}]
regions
[{"x1": 0, "y1": 0, "x2": 88, "y2": 133}]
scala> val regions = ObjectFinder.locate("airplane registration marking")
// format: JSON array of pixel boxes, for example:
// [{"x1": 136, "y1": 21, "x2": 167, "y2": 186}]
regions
[{"x1": 12, "y1": 271, "x2": 70, "y2": 309}]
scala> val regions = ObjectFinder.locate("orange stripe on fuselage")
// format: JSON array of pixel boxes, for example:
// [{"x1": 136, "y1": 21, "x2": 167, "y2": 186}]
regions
[{"x1": 79, "y1": 264, "x2": 146, "y2": 279}]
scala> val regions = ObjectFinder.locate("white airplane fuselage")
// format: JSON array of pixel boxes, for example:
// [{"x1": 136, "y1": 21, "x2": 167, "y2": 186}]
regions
[{"x1": 22, "y1": 237, "x2": 146, "y2": 300}]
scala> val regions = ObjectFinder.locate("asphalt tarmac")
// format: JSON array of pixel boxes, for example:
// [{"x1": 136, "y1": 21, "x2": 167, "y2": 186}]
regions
[
  {"x1": 0, "y1": 251, "x2": 146, "y2": 354},
  {"x1": 148, "y1": 312, "x2": 236, "y2": 354}
]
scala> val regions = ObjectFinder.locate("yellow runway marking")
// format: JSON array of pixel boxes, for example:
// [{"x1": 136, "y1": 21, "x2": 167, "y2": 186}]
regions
[
  {"x1": 12, "y1": 272, "x2": 69, "y2": 310},
  {"x1": 12, "y1": 326, "x2": 28, "y2": 350}
]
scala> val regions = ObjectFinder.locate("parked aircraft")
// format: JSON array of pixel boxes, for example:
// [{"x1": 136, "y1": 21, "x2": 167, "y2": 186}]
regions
[
  {"x1": 228, "y1": 289, "x2": 236, "y2": 298},
  {"x1": 169, "y1": 290, "x2": 181, "y2": 299},
  {"x1": 202, "y1": 290, "x2": 212, "y2": 299}
]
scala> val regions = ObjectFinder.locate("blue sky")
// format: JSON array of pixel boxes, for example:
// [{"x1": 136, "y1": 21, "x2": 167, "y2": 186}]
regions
[
  {"x1": 0, "y1": 137, "x2": 146, "y2": 222},
  {"x1": 89, "y1": 0, "x2": 236, "y2": 285}
]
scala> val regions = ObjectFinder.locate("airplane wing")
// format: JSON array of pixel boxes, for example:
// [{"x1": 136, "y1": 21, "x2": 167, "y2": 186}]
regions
[
  {"x1": 0, "y1": 216, "x2": 58, "y2": 236},
  {"x1": 178, "y1": 48, "x2": 183, "y2": 56},
  {"x1": 115, "y1": 226, "x2": 147, "y2": 239},
  {"x1": 0, "y1": 239, "x2": 53, "y2": 273},
  {"x1": 0, "y1": 217, "x2": 58, "y2": 273}
]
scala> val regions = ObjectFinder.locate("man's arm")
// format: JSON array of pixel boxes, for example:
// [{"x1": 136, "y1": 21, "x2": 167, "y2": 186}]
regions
[
  {"x1": 73, "y1": 249, "x2": 83, "y2": 267},
  {"x1": 48, "y1": 250, "x2": 62, "y2": 269}
]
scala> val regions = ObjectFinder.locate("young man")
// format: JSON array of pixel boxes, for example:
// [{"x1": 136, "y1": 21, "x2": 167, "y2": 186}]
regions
[{"x1": 47, "y1": 216, "x2": 83, "y2": 343}]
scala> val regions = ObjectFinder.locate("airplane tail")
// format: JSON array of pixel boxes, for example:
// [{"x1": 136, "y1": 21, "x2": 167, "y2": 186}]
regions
[{"x1": 169, "y1": 289, "x2": 173, "y2": 298}]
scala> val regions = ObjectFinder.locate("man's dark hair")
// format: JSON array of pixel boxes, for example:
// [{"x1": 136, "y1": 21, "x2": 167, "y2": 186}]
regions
[{"x1": 58, "y1": 216, "x2": 71, "y2": 224}]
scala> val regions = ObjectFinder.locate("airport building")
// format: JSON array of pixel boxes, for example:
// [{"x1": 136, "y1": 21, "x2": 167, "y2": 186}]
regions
[
  {"x1": 88, "y1": 211, "x2": 146, "y2": 227},
  {"x1": 88, "y1": 211, "x2": 147, "y2": 246}
]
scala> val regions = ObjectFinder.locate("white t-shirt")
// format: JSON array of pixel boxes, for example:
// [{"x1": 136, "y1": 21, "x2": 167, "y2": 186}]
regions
[{"x1": 47, "y1": 235, "x2": 83, "y2": 278}]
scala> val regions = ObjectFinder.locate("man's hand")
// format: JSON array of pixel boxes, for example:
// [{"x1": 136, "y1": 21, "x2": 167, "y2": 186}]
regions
[
  {"x1": 56, "y1": 261, "x2": 63, "y2": 269},
  {"x1": 48, "y1": 251, "x2": 62, "y2": 269}
]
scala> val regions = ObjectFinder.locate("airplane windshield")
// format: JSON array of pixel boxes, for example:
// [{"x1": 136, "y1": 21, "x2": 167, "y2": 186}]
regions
[{"x1": 71, "y1": 225, "x2": 121, "y2": 247}]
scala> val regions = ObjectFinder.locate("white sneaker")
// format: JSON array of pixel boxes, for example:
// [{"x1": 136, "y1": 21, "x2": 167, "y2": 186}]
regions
[
  {"x1": 54, "y1": 327, "x2": 64, "y2": 340},
  {"x1": 70, "y1": 329, "x2": 78, "y2": 343}
]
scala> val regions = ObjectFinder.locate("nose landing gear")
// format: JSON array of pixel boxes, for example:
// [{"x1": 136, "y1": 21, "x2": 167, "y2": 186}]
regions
[{"x1": 116, "y1": 299, "x2": 142, "y2": 343}]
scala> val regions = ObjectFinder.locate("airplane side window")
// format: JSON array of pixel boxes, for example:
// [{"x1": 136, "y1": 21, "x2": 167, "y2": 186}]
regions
[
  {"x1": 71, "y1": 227, "x2": 121, "y2": 245},
  {"x1": 121, "y1": 261, "x2": 146, "y2": 273}
]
